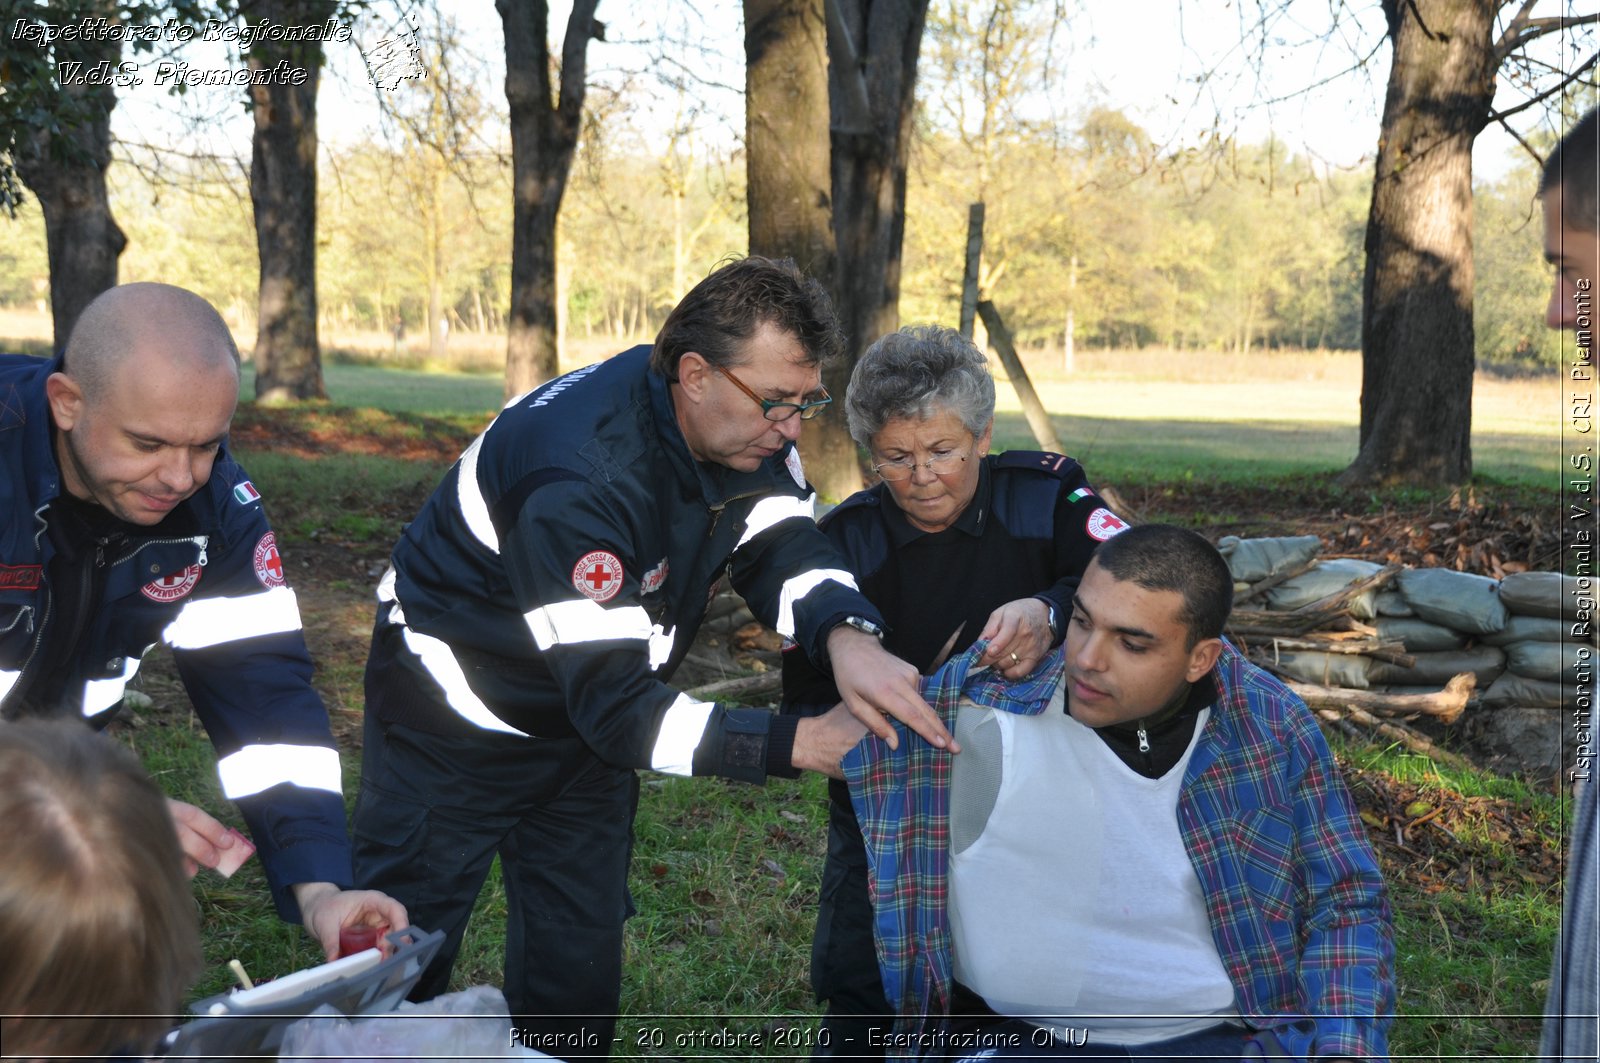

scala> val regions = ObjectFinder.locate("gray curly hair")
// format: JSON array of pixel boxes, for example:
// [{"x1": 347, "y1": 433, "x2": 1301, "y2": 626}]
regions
[{"x1": 844, "y1": 325, "x2": 996, "y2": 447}]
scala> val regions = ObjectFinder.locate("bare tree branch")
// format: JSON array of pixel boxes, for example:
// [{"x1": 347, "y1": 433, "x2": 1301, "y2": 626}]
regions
[
  {"x1": 1496, "y1": 11, "x2": 1600, "y2": 65},
  {"x1": 1493, "y1": 0, "x2": 1539, "y2": 58},
  {"x1": 557, "y1": 1, "x2": 604, "y2": 145},
  {"x1": 1486, "y1": 51, "x2": 1600, "y2": 124},
  {"x1": 1493, "y1": 110, "x2": 1547, "y2": 167}
]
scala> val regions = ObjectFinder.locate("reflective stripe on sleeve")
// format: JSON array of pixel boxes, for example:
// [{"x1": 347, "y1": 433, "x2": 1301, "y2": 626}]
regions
[
  {"x1": 81, "y1": 656, "x2": 143, "y2": 718},
  {"x1": 774, "y1": 568, "x2": 859, "y2": 639},
  {"x1": 735, "y1": 492, "x2": 815, "y2": 551},
  {"x1": 163, "y1": 586, "x2": 303, "y2": 650},
  {"x1": 526, "y1": 600, "x2": 677, "y2": 670},
  {"x1": 456, "y1": 431, "x2": 501, "y2": 554},
  {"x1": 398, "y1": 624, "x2": 528, "y2": 736},
  {"x1": 217, "y1": 743, "x2": 343, "y2": 799},
  {"x1": 0, "y1": 668, "x2": 18, "y2": 703},
  {"x1": 650, "y1": 691, "x2": 716, "y2": 777}
]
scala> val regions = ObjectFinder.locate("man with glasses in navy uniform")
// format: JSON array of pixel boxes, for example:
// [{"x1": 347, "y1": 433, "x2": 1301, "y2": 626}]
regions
[{"x1": 353, "y1": 257, "x2": 955, "y2": 1053}]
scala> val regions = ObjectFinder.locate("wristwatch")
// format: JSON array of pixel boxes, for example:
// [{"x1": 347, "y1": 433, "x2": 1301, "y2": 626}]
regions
[
  {"x1": 836, "y1": 615, "x2": 886, "y2": 640},
  {"x1": 1035, "y1": 596, "x2": 1062, "y2": 643}
]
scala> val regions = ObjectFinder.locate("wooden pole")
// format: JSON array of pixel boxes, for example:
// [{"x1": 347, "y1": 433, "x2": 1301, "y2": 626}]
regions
[
  {"x1": 959, "y1": 203, "x2": 984, "y2": 341},
  {"x1": 977, "y1": 299, "x2": 1062, "y2": 454}
]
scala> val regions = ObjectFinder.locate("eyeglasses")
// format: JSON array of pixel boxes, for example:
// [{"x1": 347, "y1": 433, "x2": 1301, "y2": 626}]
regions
[
  {"x1": 717, "y1": 365, "x2": 833, "y2": 421},
  {"x1": 871, "y1": 448, "x2": 972, "y2": 481}
]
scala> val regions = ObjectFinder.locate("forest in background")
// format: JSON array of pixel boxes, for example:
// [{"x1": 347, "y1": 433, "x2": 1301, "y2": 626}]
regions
[{"x1": 0, "y1": 83, "x2": 1563, "y2": 368}]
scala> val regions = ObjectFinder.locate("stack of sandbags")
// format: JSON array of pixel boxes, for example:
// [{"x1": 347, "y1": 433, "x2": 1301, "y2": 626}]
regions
[
  {"x1": 1368, "y1": 569, "x2": 1510, "y2": 693},
  {"x1": 1479, "y1": 572, "x2": 1594, "y2": 709},
  {"x1": 1222, "y1": 539, "x2": 1591, "y2": 703}
]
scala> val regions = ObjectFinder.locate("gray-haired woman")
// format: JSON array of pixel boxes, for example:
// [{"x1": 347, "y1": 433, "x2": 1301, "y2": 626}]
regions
[{"x1": 777, "y1": 323, "x2": 1126, "y2": 1059}]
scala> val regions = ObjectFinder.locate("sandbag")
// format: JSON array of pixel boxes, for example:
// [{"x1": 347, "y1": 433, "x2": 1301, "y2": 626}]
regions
[
  {"x1": 1264, "y1": 559, "x2": 1384, "y2": 620},
  {"x1": 1374, "y1": 590, "x2": 1415, "y2": 618},
  {"x1": 1481, "y1": 672, "x2": 1569, "y2": 710},
  {"x1": 1480, "y1": 615, "x2": 1577, "y2": 647},
  {"x1": 1395, "y1": 568, "x2": 1508, "y2": 635},
  {"x1": 1499, "y1": 571, "x2": 1589, "y2": 619},
  {"x1": 1218, "y1": 535, "x2": 1322, "y2": 584},
  {"x1": 1368, "y1": 647, "x2": 1506, "y2": 687},
  {"x1": 1505, "y1": 640, "x2": 1595, "y2": 685},
  {"x1": 1265, "y1": 650, "x2": 1372, "y2": 690},
  {"x1": 1372, "y1": 617, "x2": 1468, "y2": 653}
]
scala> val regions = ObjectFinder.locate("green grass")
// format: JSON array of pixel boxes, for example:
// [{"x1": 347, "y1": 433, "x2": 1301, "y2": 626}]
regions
[
  {"x1": 100, "y1": 360, "x2": 1571, "y2": 1054},
  {"x1": 1323, "y1": 737, "x2": 1568, "y2": 1059},
  {"x1": 240, "y1": 362, "x2": 505, "y2": 416}
]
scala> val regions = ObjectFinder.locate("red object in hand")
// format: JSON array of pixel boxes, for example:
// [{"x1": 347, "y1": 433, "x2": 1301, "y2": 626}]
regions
[{"x1": 337, "y1": 924, "x2": 385, "y2": 958}]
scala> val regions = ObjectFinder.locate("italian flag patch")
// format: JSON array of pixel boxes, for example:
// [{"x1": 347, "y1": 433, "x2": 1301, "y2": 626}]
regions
[
  {"x1": 1067, "y1": 487, "x2": 1095, "y2": 503},
  {"x1": 233, "y1": 481, "x2": 261, "y2": 505}
]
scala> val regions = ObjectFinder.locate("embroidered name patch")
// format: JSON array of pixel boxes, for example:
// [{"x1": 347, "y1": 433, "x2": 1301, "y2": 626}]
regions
[
  {"x1": 641, "y1": 557, "x2": 669, "y2": 595},
  {"x1": 1085, "y1": 508, "x2": 1129, "y2": 542},
  {"x1": 253, "y1": 531, "x2": 286, "y2": 588},
  {"x1": 0, "y1": 563, "x2": 42, "y2": 591},
  {"x1": 573, "y1": 550, "x2": 623, "y2": 602},
  {"x1": 142, "y1": 563, "x2": 202, "y2": 603}
]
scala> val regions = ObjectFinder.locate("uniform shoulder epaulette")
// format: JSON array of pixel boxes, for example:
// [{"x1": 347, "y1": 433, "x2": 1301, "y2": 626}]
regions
[
  {"x1": 994, "y1": 450, "x2": 1081, "y2": 478},
  {"x1": 818, "y1": 488, "x2": 881, "y2": 528}
]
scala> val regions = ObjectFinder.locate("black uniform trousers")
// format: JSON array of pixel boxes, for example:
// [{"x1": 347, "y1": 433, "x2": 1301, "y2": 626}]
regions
[{"x1": 352, "y1": 709, "x2": 638, "y2": 1056}]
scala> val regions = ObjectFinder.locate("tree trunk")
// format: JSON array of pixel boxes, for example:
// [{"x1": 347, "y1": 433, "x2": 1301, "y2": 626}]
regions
[
  {"x1": 745, "y1": 0, "x2": 855, "y2": 498},
  {"x1": 13, "y1": 0, "x2": 125, "y2": 353},
  {"x1": 1341, "y1": 0, "x2": 1495, "y2": 487},
  {"x1": 819, "y1": 0, "x2": 929, "y2": 501},
  {"x1": 499, "y1": 0, "x2": 602, "y2": 400},
  {"x1": 249, "y1": 0, "x2": 333, "y2": 403}
]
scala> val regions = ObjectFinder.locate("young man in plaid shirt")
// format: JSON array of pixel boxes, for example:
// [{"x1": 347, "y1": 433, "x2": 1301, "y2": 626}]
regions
[{"x1": 844, "y1": 525, "x2": 1394, "y2": 1061}]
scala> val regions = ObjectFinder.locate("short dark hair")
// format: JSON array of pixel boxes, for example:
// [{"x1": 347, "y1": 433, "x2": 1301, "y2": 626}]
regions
[
  {"x1": 1542, "y1": 107, "x2": 1599, "y2": 234},
  {"x1": 1091, "y1": 524, "x2": 1233, "y2": 647},
  {"x1": 650, "y1": 256, "x2": 843, "y2": 377}
]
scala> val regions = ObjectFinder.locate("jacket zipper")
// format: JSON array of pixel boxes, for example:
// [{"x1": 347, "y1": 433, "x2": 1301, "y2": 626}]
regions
[
  {"x1": 4, "y1": 539, "x2": 107, "y2": 718},
  {"x1": 4, "y1": 534, "x2": 207, "y2": 718}
]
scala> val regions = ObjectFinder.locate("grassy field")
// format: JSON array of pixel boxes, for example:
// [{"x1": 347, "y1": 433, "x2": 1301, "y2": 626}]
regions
[{"x1": 51, "y1": 350, "x2": 1568, "y2": 1060}]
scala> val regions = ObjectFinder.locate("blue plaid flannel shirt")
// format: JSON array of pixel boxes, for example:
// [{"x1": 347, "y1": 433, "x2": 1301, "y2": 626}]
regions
[{"x1": 842, "y1": 640, "x2": 1395, "y2": 1061}]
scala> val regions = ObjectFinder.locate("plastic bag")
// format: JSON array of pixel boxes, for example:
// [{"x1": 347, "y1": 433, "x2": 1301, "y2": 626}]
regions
[
  {"x1": 1218, "y1": 535, "x2": 1321, "y2": 583},
  {"x1": 1395, "y1": 568, "x2": 1508, "y2": 635},
  {"x1": 278, "y1": 985, "x2": 530, "y2": 1062}
]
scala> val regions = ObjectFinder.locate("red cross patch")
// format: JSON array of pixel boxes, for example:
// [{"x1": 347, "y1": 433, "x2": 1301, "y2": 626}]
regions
[
  {"x1": 253, "y1": 531, "x2": 286, "y2": 588},
  {"x1": 573, "y1": 550, "x2": 624, "y2": 602},
  {"x1": 1085, "y1": 508, "x2": 1130, "y2": 542},
  {"x1": 142, "y1": 563, "x2": 202, "y2": 603}
]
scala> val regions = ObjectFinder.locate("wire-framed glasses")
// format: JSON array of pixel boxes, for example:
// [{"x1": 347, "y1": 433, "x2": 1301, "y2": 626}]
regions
[{"x1": 871, "y1": 447, "x2": 972, "y2": 481}]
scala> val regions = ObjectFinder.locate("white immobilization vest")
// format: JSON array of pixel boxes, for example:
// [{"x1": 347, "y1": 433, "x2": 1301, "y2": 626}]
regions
[{"x1": 948, "y1": 690, "x2": 1238, "y2": 1046}]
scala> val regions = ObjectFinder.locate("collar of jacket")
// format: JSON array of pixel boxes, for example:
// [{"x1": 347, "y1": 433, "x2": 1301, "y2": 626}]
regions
[
  {"x1": 645, "y1": 361, "x2": 790, "y2": 510},
  {"x1": 1180, "y1": 643, "x2": 1251, "y2": 785},
  {"x1": 4, "y1": 353, "x2": 66, "y2": 512}
]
